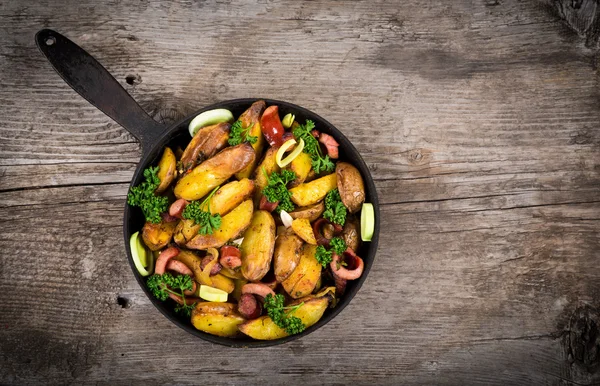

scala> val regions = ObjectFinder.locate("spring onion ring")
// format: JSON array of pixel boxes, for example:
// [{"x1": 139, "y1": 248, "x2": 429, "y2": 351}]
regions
[{"x1": 276, "y1": 138, "x2": 305, "y2": 168}]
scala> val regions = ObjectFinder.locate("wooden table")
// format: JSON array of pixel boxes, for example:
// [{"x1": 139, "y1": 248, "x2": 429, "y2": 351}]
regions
[{"x1": 1, "y1": 1, "x2": 599, "y2": 384}]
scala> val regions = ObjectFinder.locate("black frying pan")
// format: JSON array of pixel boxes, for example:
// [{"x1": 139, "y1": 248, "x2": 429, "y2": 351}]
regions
[{"x1": 35, "y1": 28, "x2": 380, "y2": 347}]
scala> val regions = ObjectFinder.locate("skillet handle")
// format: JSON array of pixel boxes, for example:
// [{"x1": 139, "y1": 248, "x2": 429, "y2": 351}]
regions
[{"x1": 35, "y1": 29, "x2": 164, "y2": 154}]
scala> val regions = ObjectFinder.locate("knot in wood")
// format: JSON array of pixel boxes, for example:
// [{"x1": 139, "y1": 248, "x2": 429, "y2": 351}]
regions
[{"x1": 565, "y1": 305, "x2": 600, "y2": 372}]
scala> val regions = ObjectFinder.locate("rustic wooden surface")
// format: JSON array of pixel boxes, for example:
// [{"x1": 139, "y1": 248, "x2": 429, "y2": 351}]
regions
[{"x1": 1, "y1": 0, "x2": 599, "y2": 384}]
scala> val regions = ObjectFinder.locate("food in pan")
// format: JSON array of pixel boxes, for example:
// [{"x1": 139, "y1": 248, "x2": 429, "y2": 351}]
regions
[{"x1": 127, "y1": 100, "x2": 375, "y2": 340}]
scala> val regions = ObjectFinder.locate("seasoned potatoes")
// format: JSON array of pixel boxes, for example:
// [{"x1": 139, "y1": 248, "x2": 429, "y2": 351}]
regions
[
  {"x1": 186, "y1": 199, "x2": 254, "y2": 250},
  {"x1": 240, "y1": 210, "x2": 276, "y2": 281},
  {"x1": 174, "y1": 250, "x2": 235, "y2": 293},
  {"x1": 174, "y1": 144, "x2": 255, "y2": 201},
  {"x1": 209, "y1": 178, "x2": 255, "y2": 216},
  {"x1": 191, "y1": 302, "x2": 245, "y2": 337},
  {"x1": 156, "y1": 147, "x2": 177, "y2": 193},
  {"x1": 274, "y1": 227, "x2": 303, "y2": 283},
  {"x1": 142, "y1": 219, "x2": 177, "y2": 251},
  {"x1": 238, "y1": 296, "x2": 330, "y2": 340},
  {"x1": 289, "y1": 173, "x2": 337, "y2": 207},
  {"x1": 289, "y1": 201, "x2": 325, "y2": 222},
  {"x1": 235, "y1": 101, "x2": 266, "y2": 179},
  {"x1": 282, "y1": 244, "x2": 322, "y2": 299},
  {"x1": 335, "y1": 162, "x2": 365, "y2": 213}
]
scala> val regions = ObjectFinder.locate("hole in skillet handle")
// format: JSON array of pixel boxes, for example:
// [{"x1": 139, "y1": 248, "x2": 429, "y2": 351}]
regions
[
  {"x1": 45, "y1": 36, "x2": 56, "y2": 46},
  {"x1": 124, "y1": 98, "x2": 380, "y2": 348}
]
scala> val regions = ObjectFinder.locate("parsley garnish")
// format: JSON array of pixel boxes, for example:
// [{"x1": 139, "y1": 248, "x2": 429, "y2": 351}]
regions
[
  {"x1": 264, "y1": 293, "x2": 306, "y2": 335},
  {"x1": 323, "y1": 189, "x2": 347, "y2": 226},
  {"x1": 147, "y1": 272, "x2": 196, "y2": 316},
  {"x1": 262, "y1": 169, "x2": 296, "y2": 213},
  {"x1": 292, "y1": 120, "x2": 335, "y2": 174},
  {"x1": 228, "y1": 120, "x2": 258, "y2": 146},
  {"x1": 127, "y1": 166, "x2": 169, "y2": 224},
  {"x1": 315, "y1": 237, "x2": 346, "y2": 268},
  {"x1": 182, "y1": 186, "x2": 222, "y2": 235},
  {"x1": 330, "y1": 236, "x2": 347, "y2": 255}
]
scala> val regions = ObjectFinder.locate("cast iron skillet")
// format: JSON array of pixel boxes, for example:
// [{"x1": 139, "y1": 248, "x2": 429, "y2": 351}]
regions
[{"x1": 35, "y1": 28, "x2": 380, "y2": 347}]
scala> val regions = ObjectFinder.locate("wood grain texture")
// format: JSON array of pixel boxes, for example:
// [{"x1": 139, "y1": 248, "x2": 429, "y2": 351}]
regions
[{"x1": 1, "y1": 0, "x2": 599, "y2": 385}]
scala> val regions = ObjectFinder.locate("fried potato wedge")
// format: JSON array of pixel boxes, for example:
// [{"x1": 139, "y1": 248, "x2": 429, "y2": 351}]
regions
[
  {"x1": 191, "y1": 302, "x2": 245, "y2": 337},
  {"x1": 289, "y1": 173, "x2": 337, "y2": 207},
  {"x1": 336, "y1": 162, "x2": 365, "y2": 214},
  {"x1": 235, "y1": 100, "x2": 266, "y2": 179},
  {"x1": 282, "y1": 244, "x2": 321, "y2": 299},
  {"x1": 288, "y1": 201, "x2": 325, "y2": 222},
  {"x1": 274, "y1": 227, "x2": 303, "y2": 283},
  {"x1": 186, "y1": 199, "x2": 254, "y2": 250},
  {"x1": 173, "y1": 250, "x2": 235, "y2": 293},
  {"x1": 288, "y1": 152, "x2": 312, "y2": 188},
  {"x1": 209, "y1": 178, "x2": 255, "y2": 216},
  {"x1": 252, "y1": 147, "x2": 280, "y2": 204},
  {"x1": 291, "y1": 218, "x2": 317, "y2": 245},
  {"x1": 179, "y1": 122, "x2": 230, "y2": 174},
  {"x1": 240, "y1": 210, "x2": 276, "y2": 281},
  {"x1": 238, "y1": 296, "x2": 330, "y2": 340},
  {"x1": 174, "y1": 144, "x2": 255, "y2": 201},
  {"x1": 141, "y1": 219, "x2": 177, "y2": 251},
  {"x1": 156, "y1": 147, "x2": 177, "y2": 193}
]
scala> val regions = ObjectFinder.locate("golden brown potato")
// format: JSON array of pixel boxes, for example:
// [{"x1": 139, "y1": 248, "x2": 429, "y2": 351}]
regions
[
  {"x1": 252, "y1": 147, "x2": 280, "y2": 204},
  {"x1": 173, "y1": 219, "x2": 199, "y2": 246},
  {"x1": 288, "y1": 201, "x2": 325, "y2": 222},
  {"x1": 289, "y1": 173, "x2": 337, "y2": 207},
  {"x1": 191, "y1": 302, "x2": 245, "y2": 337},
  {"x1": 288, "y1": 152, "x2": 312, "y2": 187},
  {"x1": 174, "y1": 144, "x2": 255, "y2": 201},
  {"x1": 141, "y1": 219, "x2": 177, "y2": 251},
  {"x1": 282, "y1": 244, "x2": 321, "y2": 299},
  {"x1": 186, "y1": 199, "x2": 254, "y2": 250},
  {"x1": 179, "y1": 122, "x2": 230, "y2": 174},
  {"x1": 235, "y1": 101, "x2": 266, "y2": 179},
  {"x1": 156, "y1": 147, "x2": 177, "y2": 193},
  {"x1": 209, "y1": 178, "x2": 255, "y2": 216},
  {"x1": 336, "y1": 162, "x2": 365, "y2": 214},
  {"x1": 291, "y1": 218, "x2": 317, "y2": 245},
  {"x1": 342, "y1": 214, "x2": 361, "y2": 252},
  {"x1": 174, "y1": 250, "x2": 235, "y2": 293},
  {"x1": 238, "y1": 296, "x2": 330, "y2": 340},
  {"x1": 274, "y1": 227, "x2": 303, "y2": 283},
  {"x1": 240, "y1": 210, "x2": 276, "y2": 281}
]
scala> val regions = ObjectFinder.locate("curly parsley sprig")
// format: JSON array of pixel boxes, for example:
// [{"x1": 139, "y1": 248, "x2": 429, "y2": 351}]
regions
[
  {"x1": 262, "y1": 169, "x2": 296, "y2": 213},
  {"x1": 315, "y1": 237, "x2": 347, "y2": 268},
  {"x1": 228, "y1": 120, "x2": 258, "y2": 146},
  {"x1": 147, "y1": 272, "x2": 196, "y2": 316},
  {"x1": 292, "y1": 120, "x2": 335, "y2": 174},
  {"x1": 323, "y1": 189, "x2": 347, "y2": 226},
  {"x1": 264, "y1": 293, "x2": 306, "y2": 335},
  {"x1": 127, "y1": 166, "x2": 169, "y2": 224},
  {"x1": 182, "y1": 186, "x2": 222, "y2": 235}
]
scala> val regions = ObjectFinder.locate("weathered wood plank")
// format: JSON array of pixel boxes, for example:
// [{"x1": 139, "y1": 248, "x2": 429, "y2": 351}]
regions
[{"x1": 1, "y1": 0, "x2": 599, "y2": 385}]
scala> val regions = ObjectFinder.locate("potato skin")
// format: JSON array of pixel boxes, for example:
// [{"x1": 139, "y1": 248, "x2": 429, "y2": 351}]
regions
[
  {"x1": 342, "y1": 214, "x2": 361, "y2": 252},
  {"x1": 238, "y1": 296, "x2": 329, "y2": 340},
  {"x1": 156, "y1": 147, "x2": 177, "y2": 193},
  {"x1": 179, "y1": 122, "x2": 230, "y2": 174},
  {"x1": 186, "y1": 199, "x2": 254, "y2": 250},
  {"x1": 274, "y1": 227, "x2": 303, "y2": 283},
  {"x1": 289, "y1": 173, "x2": 337, "y2": 207},
  {"x1": 240, "y1": 210, "x2": 276, "y2": 281},
  {"x1": 282, "y1": 244, "x2": 322, "y2": 299},
  {"x1": 335, "y1": 162, "x2": 365, "y2": 214},
  {"x1": 235, "y1": 101, "x2": 266, "y2": 179},
  {"x1": 141, "y1": 219, "x2": 177, "y2": 251},
  {"x1": 191, "y1": 302, "x2": 245, "y2": 337},
  {"x1": 252, "y1": 147, "x2": 280, "y2": 205},
  {"x1": 174, "y1": 144, "x2": 255, "y2": 201},
  {"x1": 288, "y1": 201, "x2": 325, "y2": 222},
  {"x1": 288, "y1": 152, "x2": 312, "y2": 187},
  {"x1": 173, "y1": 250, "x2": 235, "y2": 293},
  {"x1": 173, "y1": 219, "x2": 199, "y2": 246},
  {"x1": 209, "y1": 178, "x2": 255, "y2": 216}
]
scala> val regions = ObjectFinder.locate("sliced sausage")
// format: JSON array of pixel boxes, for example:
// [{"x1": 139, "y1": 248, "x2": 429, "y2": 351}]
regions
[
  {"x1": 154, "y1": 247, "x2": 180, "y2": 275},
  {"x1": 200, "y1": 255, "x2": 222, "y2": 276},
  {"x1": 330, "y1": 248, "x2": 364, "y2": 280},
  {"x1": 169, "y1": 198, "x2": 189, "y2": 219},
  {"x1": 241, "y1": 283, "x2": 276, "y2": 299},
  {"x1": 318, "y1": 133, "x2": 339, "y2": 159},
  {"x1": 238, "y1": 293, "x2": 262, "y2": 319},
  {"x1": 219, "y1": 246, "x2": 242, "y2": 269},
  {"x1": 259, "y1": 195, "x2": 278, "y2": 212}
]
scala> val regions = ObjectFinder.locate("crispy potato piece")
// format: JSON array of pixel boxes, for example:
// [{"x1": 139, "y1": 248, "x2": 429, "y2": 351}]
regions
[
  {"x1": 179, "y1": 122, "x2": 230, "y2": 174},
  {"x1": 209, "y1": 178, "x2": 255, "y2": 216},
  {"x1": 282, "y1": 244, "x2": 321, "y2": 299},
  {"x1": 174, "y1": 144, "x2": 255, "y2": 201},
  {"x1": 291, "y1": 218, "x2": 317, "y2": 245},
  {"x1": 156, "y1": 147, "x2": 177, "y2": 193},
  {"x1": 191, "y1": 302, "x2": 245, "y2": 337},
  {"x1": 240, "y1": 210, "x2": 276, "y2": 281},
  {"x1": 252, "y1": 147, "x2": 280, "y2": 204},
  {"x1": 336, "y1": 162, "x2": 365, "y2": 214},
  {"x1": 173, "y1": 219, "x2": 199, "y2": 246},
  {"x1": 342, "y1": 214, "x2": 361, "y2": 252},
  {"x1": 141, "y1": 219, "x2": 177, "y2": 251},
  {"x1": 238, "y1": 296, "x2": 330, "y2": 340},
  {"x1": 288, "y1": 152, "x2": 312, "y2": 187},
  {"x1": 235, "y1": 101, "x2": 267, "y2": 179},
  {"x1": 174, "y1": 250, "x2": 235, "y2": 293},
  {"x1": 274, "y1": 227, "x2": 303, "y2": 283},
  {"x1": 289, "y1": 201, "x2": 325, "y2": 222},
  {"x1": 186, "y1": 199, "x2": 254, "y2": 250},
  {"x1": 289, "y1": 173, "x2": 337, "y2": 207}
]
